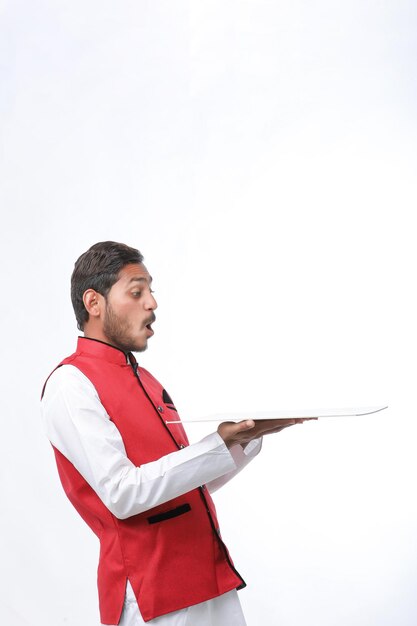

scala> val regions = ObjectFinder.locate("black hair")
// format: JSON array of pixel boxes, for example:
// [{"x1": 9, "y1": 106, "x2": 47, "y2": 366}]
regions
[{"x1": 71, "y1": 241, "x2": 144, "y2": 330}]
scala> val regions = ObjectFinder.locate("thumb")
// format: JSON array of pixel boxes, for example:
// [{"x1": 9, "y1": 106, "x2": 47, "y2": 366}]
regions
[
  {"x1": 217, "y1": 419, "x2": 256, "y2": 448},
  {"x1": 236, "y1": 419, "x2": 255, "y2": 431}
]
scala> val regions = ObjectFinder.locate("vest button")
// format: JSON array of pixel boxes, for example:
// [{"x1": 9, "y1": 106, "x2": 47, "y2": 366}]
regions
[
  {"x1": 157, "y1": 406, "x2": 164, "y2": 413},
  {"x1": 179, "y1": 444, "x2": 185, "y2": 449}
]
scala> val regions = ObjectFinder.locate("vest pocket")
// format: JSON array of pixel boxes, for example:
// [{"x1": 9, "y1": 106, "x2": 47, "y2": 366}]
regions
[{"x1": 147, "y1": 503, "x2": 191, "y2": 524}]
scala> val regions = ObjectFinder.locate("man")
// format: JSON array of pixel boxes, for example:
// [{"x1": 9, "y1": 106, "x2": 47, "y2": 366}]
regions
[{"x1": 41, "y1": 241, "x2": 307, "y2": 626}]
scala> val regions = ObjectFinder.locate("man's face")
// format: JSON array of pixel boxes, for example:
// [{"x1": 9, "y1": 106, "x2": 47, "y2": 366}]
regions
[{"x1": 101, "y1": 263, "x2": 157, "y2": 353}]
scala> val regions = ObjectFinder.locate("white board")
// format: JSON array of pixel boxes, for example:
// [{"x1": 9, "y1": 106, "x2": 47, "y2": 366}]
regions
[{"x1": 165, "y1": 405, "x2": 388, "y2": 424}]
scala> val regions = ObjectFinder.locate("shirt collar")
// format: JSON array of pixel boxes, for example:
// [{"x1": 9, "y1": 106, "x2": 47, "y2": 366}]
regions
[{"x1": 76, "y1": 336, "x2": 132, "y2": 365}]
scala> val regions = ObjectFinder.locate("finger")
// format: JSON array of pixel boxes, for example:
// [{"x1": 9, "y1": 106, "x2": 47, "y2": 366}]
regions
[
  {"x1": 235, "y1": 419, "x2": 255, "y2": 431},
  {"x1": 262, "y1": 422, "x2": 300, "y2": 435},
  {"x1": 217, "y1": 419, "x2": 257, "y2": 448},
  {"x1": 220, "y1": 419, "x2": 255, "y2": 429},
  {"x1": 218, "y1": 419, "x2": 255, "y2": 439},
  {"x1": 261, "y1": 418, "x2": 296, "y2": 431},
  {"x1": 294, "y1": 417, "x2": 318, "y2": 423}
]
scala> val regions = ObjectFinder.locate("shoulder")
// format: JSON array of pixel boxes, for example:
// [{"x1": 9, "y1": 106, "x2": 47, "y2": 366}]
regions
[
  {"x1": 42, "y1": 364, "x2": 98, "y2": 399},
  {"x1": 41, "y1": 364, "x2": 110, "y2": 431}
]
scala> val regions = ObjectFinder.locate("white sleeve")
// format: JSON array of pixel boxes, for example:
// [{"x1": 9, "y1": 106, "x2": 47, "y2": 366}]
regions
[
  {"x1": 206, "y1": 438, "x2": 263, "y2": 494},
  {"x1": 41, "y1": 365, "x2": 237, "y2": 520}
]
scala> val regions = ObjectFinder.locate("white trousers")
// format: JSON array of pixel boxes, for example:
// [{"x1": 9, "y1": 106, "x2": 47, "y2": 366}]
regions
[{"x1": 105, "y1": 581, "x2": 247, "y2": 626}]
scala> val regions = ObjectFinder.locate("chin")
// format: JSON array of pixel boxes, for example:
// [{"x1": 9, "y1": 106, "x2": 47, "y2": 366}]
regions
[{"x1": 132, "y1": 341, "x2": 148, "y2": 353}]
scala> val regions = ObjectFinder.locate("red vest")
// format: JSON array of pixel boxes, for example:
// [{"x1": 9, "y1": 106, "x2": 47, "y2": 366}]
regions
[{"x1": 43, "y1": 337, "x2": 245, "y2": 624}]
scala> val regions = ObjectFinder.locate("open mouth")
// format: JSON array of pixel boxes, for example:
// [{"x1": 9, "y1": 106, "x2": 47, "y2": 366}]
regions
[{"x1": 144, "y1": 314, "x2": 156, "y2": 337}]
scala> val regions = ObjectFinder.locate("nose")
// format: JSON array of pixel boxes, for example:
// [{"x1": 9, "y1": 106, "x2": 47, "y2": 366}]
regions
[{"x1": 145, "y1": 290, "x2": 158, "y2": 310}]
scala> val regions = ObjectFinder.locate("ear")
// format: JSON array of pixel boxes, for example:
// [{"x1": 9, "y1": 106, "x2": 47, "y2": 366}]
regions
[{"x1": 83, "y1": 289, "x2": 104, "y2": 319}]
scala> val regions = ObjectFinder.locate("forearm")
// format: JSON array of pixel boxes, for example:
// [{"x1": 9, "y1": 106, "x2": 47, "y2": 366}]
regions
[
  {"x1": 85, "y1": 432, "x2": 237, "y2": 519},
  {"x1": 42, "y1": 365, "x2": 238, "y2": 519}
]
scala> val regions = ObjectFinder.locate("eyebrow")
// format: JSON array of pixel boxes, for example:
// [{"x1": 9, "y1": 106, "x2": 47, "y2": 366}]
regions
[{"x1": 127, "y1": 276, "x2": 153, "y2": 285}]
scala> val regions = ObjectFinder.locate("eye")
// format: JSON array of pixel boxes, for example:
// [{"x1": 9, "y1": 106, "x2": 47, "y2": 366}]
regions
[{"x1": 132, "y1": 291, "x2": 142, "y2": 297}]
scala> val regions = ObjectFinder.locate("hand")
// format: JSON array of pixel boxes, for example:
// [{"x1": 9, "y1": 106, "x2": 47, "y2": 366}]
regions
[{"x1": 217, "y1": 418, "x2": 315, "y2": 449}]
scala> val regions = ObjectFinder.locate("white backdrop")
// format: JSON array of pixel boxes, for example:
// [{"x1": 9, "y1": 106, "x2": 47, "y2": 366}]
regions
[{"x1": 1, "y1": 1, "x2": 416, "y2": 625}]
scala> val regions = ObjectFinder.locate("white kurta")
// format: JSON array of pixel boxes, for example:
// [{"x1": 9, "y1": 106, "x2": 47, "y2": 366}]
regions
[{"x1": 41, "y1": 364, "x2": 262, "y2": 626}]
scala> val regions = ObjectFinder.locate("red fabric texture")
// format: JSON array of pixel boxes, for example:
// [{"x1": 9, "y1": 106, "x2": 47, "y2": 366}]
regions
[{"x1": 45, "y1": 337, "x2": 244, "y2": 624}]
